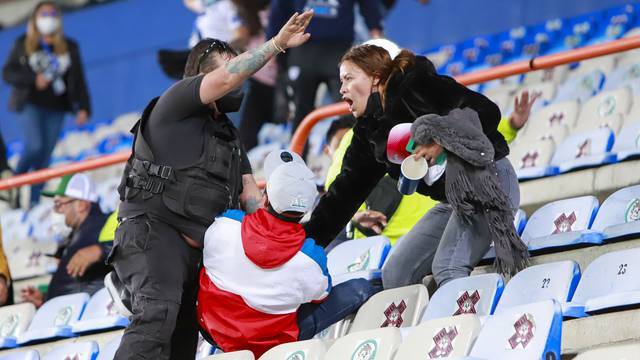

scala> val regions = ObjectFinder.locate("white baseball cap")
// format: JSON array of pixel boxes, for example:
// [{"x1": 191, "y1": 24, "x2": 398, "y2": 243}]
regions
[
  {"x1": 363, "y1": 38, "x2": 401, "y2": 59},
  {"x1": 266, "y1": 162, "x2": 318, "y2": 215},
  {"x1": 263, "y1": 149, "x2": 305, "y2": 182},
  {"x1": 42, "y1": 173, "x2": 98, "y2": 202}
]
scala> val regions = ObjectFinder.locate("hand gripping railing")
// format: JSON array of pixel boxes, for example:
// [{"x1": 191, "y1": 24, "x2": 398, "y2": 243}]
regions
[{"x1": 0, "y1": 36, "x2": 639, "y2": 191}]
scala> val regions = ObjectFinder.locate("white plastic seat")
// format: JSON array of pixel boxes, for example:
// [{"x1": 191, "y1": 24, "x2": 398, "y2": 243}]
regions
[
  {"x1": 96, "y1": 334, "x2": 122, "y2": 360},
  {"x1": 42, "y1": 341, "x2": 98, "y2": 360},
  {"x1": 508, "y1": 139, "x2": 558, "y2": 180},
  {"x1": 564, "y1": 247, "x2": 640, "y2": 317},
  {"x1": 96, "y1": 177, "x2": 122, "y2": 213},
  {"x1": 549, "y1": 127, "x2": 616, "y2": 173},
  {"x1": 573, "y1": 88, "x2": 633, "y2": 134},
  {"x1": 522, "y1": 195, "x2": 602, "y2": 252},
  {"x1": 202, "y1": 350, "x2": 255, "y2": 359},
  {"x1": 71, "y1": 288, "x2": 129, "y2": 334},
  {"x1": 603, "y1": 61, "x2": 640, "y2": 95},
  {"x1": 17, "y1": 293, "x2": 90, "y2": 345},
  {"x1": 349, "y1": 285, "x2": 428, "y2": 333},
  {"x1": 520, "y1": 82, "x2": 557, "y2": 111},
  {"x1": 522, "y1": 65, "x2": 570, "y2": 85},
  {"x1": 0, "y1": 303, "x2": 36, "y2": 349},
  {"x1": 572, "y1": 55, "x2": 617, "y2": 77},
  {"x1": 518, "y1": 100, "x2": 579, "y2": 143},
  {"x1": 574, "y1": 342, "x2": 640, "y2": 360},
  {"x1": 327, "y1": 236, "x2": 391, "y2": 285},
  {"x1": 514, "y1": 209, "x2": 527, "y2": 235},
  {"x1": 6, "y1": 240, "x2": 58, "y2": 281},
  {"x1": 467, "y1": 300, "x2": 562, "y2": 360},
  {"x1": 313, "y1": 314, "x2": 353, "y2": 341},
  {"x1": 112, "y1": 112, "x2": 140, "y2": 133},
  {"x1": 258, "y1": 339, "x2": 326, "y2": 360},
  {"x1": 394, "y1": 314, "x2": 481, "y2": 359},
  {"x1": 0, "y1": 350, "x2": 40, "y2": 360},
  {"x1": 494, "y1": 261, "x2": 581, "y2": 316},
  {"x1": 325, "y1": 327, "x2": 401, "y2": 360},
  {"x1": 422, "y1": 274, "x2": 503, "y2": 322},
  {"x1": 590, "y1": 185, "x2": 640, "y2": 241},
  {"x1": 554, "y1": 70, "x2": 605, "y2": 103},
  {"x1": 612, "y1": 120, "x2": 640, "y2": 161},
  {"x1": 482, "y1": 84, "x2": 520, "y2": 114}
]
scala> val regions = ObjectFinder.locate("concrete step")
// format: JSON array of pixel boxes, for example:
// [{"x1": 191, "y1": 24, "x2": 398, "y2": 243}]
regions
[
  {"x1": 519, "y1": 159, "x2": 640, "y2": 214},
  {"x1": 562, "y1": 309, "x2": 640, "y2": 356}
]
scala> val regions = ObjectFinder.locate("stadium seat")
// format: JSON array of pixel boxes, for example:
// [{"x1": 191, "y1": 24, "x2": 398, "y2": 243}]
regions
[
  {"x1": 0, "y1": 350, "x2": 40, "y2": 360},
  {"x1": 324, "y1": 327, "x2": 401, "y2": 360},
  {"x1": 202, "y1": 350, "x2": 254, "y2": 360},
  {"x1": 522, "y1": 65, "x2": 570, "y2": 85},
  {"x1": 576, "y1": 87, "x2": 632, "y2": 129},
  {"x1": 313, "y1": 314, "x2": 353, "y2": 341},
  {"x1": 17, "y1": 293, "x2": 90, "y2": 345},
  {"x1": 590, "y1": 185, "x2": 640, "y2": 241},
  {"x1": 522, "y1": 195, "x2": 602, "y2": 252},
  {"x1": 6, "y1": 239, "x2": 58, "y2": 281},
  {"x1": 482, "y1": 84, "x2": 520, "y2": 114},
  {"x1": 508, "y1": 139, "x2": 558, "y2": 179},
  {"x1": 467, "y1": 300, "x2": 562, "y2": 360},
  {"x1": 612, "y1": 120, "x2": 640, "y2": 161},
  {"x1": 421, "y1": 274, "x2": 503, "y2": 322},
  {"x1": 554, "y1": 70, "x2": 605, "y2": 103},
  {"x1": 0, "y1": 303, "x2": 36, "y2": 349},
  {"x1": 494, "y1": 261, "x2": 581, "y2": 316},
  {"x1": 327, "y1": 236, "x2": 391, "y2": 285},
  {"x1": 514, "y1": 209, "x2": 527, "y2": 235},
  {"x1": 519, "y1": 82, "x2": 557, "y2": 111},
  {"x1": 564, "y1": 247, "x2": 640, "y2": 317},
  {"x1": 96, "y1": 334, "x2": 122, "y2": 360},
  {"x1": 96, "y1": 177, "x2": 121, "y2": 213},
  {"x1": 348, "y1": 285, "x2": 428, "y2": 333},
  {"x1": 42, "y1": 341, "x2": 98, "y2": 360},
  {"x1": 574, "y1": 342, "x2": 640, "y2": 360},
  {"x1": 71, "y1": 288, "x2": 129, "y2": 334},
  {"x1": 549, "y1": 127, "x2": 616, "y2": 173},
  {"x1": 393, "y1": 314, "x2": 481, "y2": 359},
  {"x1": 603, "y1": 61, "x2": 640, "y2": 95},
  {"x1": 572, "y1": 54, "x2": 617, "y2": 76},
  {"x1": 518, "y1": 100, "x2": 579, "y2": 143},
  {"x1": 258, "y1": 339, "x2": 326, "y2": 360}
]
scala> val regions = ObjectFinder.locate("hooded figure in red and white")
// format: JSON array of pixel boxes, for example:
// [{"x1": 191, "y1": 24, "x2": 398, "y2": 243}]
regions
[{"x1": 197, "y1": 150, "x2": 329, "y2": 356}]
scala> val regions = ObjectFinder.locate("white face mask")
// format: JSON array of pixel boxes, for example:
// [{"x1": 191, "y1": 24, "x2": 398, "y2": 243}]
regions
[
  {"x1": 49, "y1": 212, "x2": 72, "y2": 239},
  {"x1": 35, "y1": 16, "x2": 59, "y2": 36}
]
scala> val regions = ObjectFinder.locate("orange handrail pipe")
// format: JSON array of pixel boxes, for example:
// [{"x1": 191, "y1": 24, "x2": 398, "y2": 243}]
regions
[{"x1": 1, "y1": 36, "x2": 639, "y2": 191}]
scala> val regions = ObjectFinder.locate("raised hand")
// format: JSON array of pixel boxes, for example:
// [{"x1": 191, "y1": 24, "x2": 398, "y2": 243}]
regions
[
  {"x1": 510, "y1": 90, "x2": 541, "y2": 130},
  {"x1": 274, "y1": 10, "x2": 314, "y2": 51}
]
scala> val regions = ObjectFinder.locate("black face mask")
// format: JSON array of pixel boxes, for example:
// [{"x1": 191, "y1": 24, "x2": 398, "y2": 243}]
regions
[{"x1": 216, "y1": 88, "x2": 245, "y2": 113}]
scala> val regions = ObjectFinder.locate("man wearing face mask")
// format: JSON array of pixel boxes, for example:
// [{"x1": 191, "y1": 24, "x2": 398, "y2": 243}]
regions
[
  {"x1": 105, "y1": 11, "x2": 314, "y2": 360},
  {"x1": 21, "y1": 173, "x2": 109, "y2": 308}
]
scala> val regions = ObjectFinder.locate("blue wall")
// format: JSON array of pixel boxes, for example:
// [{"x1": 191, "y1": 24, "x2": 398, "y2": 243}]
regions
[
  {"x1": 0, "y1": 0, "x2": 194, "y2": 144},
  {"x1": 1, "y1": 0, "x2": 637, "y2": 146},
  {"x1": 385, "y1": 0, "x2": 636, "y2": 52}
]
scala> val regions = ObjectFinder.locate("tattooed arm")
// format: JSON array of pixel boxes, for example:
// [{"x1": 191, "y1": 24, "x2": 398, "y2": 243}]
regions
[
  {"x1": 240, "y1": 174, "x2": 263, "y2": 214},
  {"x1": 199, "y1": 10, "x2": 313, "y2": 105}
]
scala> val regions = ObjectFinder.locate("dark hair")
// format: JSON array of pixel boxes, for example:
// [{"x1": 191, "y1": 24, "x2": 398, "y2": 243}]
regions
[
  {"x1": 326, "y1": 115, "x2": 355, "y2": 144},
  {"x1": 183, "y1": 38, "x2": 237, "y2": 78},
  {"x1": 231, "y1": 0, "x2": 270, "y2": 37},
  {"x1": 340, "y1": 45, "x2": 416, "y2": 87}
]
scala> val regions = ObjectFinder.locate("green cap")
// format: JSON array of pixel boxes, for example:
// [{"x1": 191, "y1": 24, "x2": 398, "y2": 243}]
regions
[{"x1": 41, "y1": 174, "x2": 73, "y2": 198}]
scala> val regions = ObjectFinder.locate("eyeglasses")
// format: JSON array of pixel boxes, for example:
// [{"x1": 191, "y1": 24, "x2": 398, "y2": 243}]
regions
[
  {"x1": 53, "y1": 199, "x2": 76, "y2": 210},
  {"x1": 197, "y1": 39, "x2": 237, "y2": 72}
]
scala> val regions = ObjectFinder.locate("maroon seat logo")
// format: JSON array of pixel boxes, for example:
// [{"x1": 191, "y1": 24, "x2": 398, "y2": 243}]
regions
[
  {"x1": 381, "y1": 300, "x2": 407, "y2": 328},
  {"x1": 508, "y1": 314, "x2": 535, "y2": 349},
  {"x1": 453, "y1": 290, "x2": 481, "y2": 315},
  {"x1": 428, "y1": 326, "x2": 459, "y2": 358}
]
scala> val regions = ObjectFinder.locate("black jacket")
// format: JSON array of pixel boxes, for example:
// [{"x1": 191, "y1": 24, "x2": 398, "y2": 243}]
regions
[
  {"x1": 305, "y1": 56, "x2": 507, "y2": 246},
  {"x1": 2, "y1": 35, "x2": 91, "y2": 115}
]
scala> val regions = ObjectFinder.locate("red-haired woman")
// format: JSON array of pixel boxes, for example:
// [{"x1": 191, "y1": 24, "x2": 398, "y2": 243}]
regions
[{"x1": 305, "y1": 45, "x2": 528, "y2": 289}]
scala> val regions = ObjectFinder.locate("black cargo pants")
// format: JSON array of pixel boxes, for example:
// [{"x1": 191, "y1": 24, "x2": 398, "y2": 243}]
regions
[{"x1": 108, "y1": 215, "x2": 202, "y2": 360}]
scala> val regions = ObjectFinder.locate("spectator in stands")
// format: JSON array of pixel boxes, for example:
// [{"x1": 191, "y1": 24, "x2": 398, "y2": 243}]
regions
[
  {"x1": 20, "y1": 173, "x2": 109, "y2": 308},
  {"x1": 0, "y1": 224, "x2": 12, "y2": 306},
  {"x1": 2, "y1": 1, "x2": 91, "y2": 207},
  {"x1": 198, "y1": 152, "x2": 375, "y2": 357},
  {"x1": 305, "y1": 44, "x2": 528, "y2": 290},
  {"x1": 323, "y1": 90, "x2": 539, "y2": 251},
  {"x1": 266, "y1": 0, "x2": 384, "y2": 137},
  {"x1": 106, "y1": 11, "x2": 313, "y2": 360}
]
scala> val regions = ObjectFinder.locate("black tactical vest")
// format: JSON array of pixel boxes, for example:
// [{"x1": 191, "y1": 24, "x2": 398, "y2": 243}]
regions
[{"x1": 118, "y1": 97, "x2": 243, "y2": 227}]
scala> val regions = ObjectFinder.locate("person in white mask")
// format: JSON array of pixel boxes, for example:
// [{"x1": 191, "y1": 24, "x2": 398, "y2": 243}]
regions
[
  {"x1": 2, "y1": 1, "x2": 91, "y2": 207},
  {"x1": 20, "y1": 173, "x2": 110, "y2": 308}
]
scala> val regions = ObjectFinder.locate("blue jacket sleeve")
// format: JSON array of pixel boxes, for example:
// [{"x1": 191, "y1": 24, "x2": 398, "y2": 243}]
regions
[
  {"x1": 266, "y1": 0, "x2": 294, "y2": 39},
  {"x1": 356, "y1": 0, "x2": 384, "y2": 31}
]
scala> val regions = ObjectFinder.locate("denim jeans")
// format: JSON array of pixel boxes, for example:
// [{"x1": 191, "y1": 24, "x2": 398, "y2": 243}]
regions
[
  {"x1": 16, "y1": 103, "x2": 65, "y2": 206},
  {"x1": 297, "y1": 278, "x2": 377, "y2": 340},
  {"x1": 382, "y1": 158, "x2": 521, "y2": 288}
]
